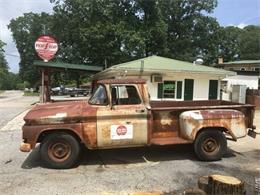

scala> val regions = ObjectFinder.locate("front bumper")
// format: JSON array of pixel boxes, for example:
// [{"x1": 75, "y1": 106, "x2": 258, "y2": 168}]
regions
[{"x1": 20, "y1": 142, "x2": 31, "y2": 152}]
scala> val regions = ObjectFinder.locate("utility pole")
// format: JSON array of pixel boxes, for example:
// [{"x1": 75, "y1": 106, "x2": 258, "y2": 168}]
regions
[{"x1": 42, "y1": 24, "x2": 46, "y2": 35}]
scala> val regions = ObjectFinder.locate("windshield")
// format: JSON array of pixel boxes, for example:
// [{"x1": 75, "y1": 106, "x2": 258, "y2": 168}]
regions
[{"x1": 89, "y1": 85, "x2": 108, "y2": 105}]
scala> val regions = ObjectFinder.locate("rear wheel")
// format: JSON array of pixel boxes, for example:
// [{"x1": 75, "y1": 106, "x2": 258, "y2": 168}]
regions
[
  {"x1": 194, "y1": 130, "x2": 227, "y2": 161},
  {"x1": 40, "y1": 133, "x2": 81, "y2": 169}
]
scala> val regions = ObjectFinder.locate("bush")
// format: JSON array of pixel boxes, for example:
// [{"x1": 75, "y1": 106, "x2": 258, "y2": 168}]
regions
[{"x1": 16, "y1": 81, "x2": 30, "y2": 90}]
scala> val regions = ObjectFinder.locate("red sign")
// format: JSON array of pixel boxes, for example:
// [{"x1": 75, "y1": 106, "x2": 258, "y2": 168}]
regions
[
  {"x1": 116, "y1": 125, "x2": 127, "y2": 136},
  {"x1": 35, "y1": 35, "x2": 58, "y2": 62}
]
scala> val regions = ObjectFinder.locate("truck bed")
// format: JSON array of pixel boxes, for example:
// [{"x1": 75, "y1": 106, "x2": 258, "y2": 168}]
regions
[{"x1": 149, "y1": 100, "x2": 255, "y2": 142}]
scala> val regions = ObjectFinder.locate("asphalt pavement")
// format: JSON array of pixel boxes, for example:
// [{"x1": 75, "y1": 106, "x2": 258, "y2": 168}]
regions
[{"x1": 0, "y1": 91, "x2": 38, "y2": 129}]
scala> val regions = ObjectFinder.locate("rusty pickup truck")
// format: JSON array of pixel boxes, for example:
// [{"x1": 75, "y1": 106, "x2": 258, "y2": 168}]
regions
[{"x1": 20, "y1": 79, "x2": 256, "y2": 168}]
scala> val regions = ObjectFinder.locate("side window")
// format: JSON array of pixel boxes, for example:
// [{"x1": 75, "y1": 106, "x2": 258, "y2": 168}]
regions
[
  {"x1": 111, "y1": 85, "x2": 141, "y2": 105},
  {"x1": 163, "y1": 80, "x2": 176, "y2": 98},
  {"x1": 158, "y1": 80, "x2": 182, "y2": 99},
  {"x1": 89, "y1": 85, "x2": 108, "y2": 105}
]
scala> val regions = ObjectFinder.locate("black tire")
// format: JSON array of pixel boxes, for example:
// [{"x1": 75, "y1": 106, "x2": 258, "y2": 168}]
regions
[
  {"x1": 194, "y1": 130, "x2": 227, "y2": 161},
  {"x1": 40, "y1": 133, "x2": 81, "y2": 169}
]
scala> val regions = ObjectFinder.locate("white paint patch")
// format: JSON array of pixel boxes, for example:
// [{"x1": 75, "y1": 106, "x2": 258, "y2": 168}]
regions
[
  {"x1": 47, "y1": 113, "x2": 67, "y2": 118},
  {"x1": 189, "y1": 111, "x2": 203, "y2": 120},
  {"x1": 160, "y1": 112, "x2": 172, "y2": 126},
  {"x1": 111, "y1": 125, "x2": 133, "y2": 140}
]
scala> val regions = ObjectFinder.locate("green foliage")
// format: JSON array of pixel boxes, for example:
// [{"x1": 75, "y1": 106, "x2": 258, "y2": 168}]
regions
[
  {"x1": 218, "y1": 26, "x2": 242, "y2": 62},
  {"x1": 0, "y1": 40, "x2": 8, "y2": 70},
  {"x1": 8, "y1": 12, "x2": 52, "y2": 86},
  {"x1": 16, "y1": 81, "x2": 30, "y2": 90},
  {"x1": 0, "y1": 39, "x2": 20, "y2": 90},
  {"x1": 240, "y1": 25, "x2": 260, "y2": 60},
  {"x1": 218, "y1": 25, "x2": 260, "y2": 62},
  {"x1": 50, "y1": 0, "x2": 219, "y2": 65},
  {"x1": 7, "y1": 0, "x2": 260, "y2": 88},
  {"x1": 0, "y1": 68, "x2": 20, "y2": 90}
]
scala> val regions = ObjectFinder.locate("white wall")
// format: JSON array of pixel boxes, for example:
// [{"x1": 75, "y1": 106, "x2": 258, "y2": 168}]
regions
[
  {"x1": 121, "y1": 73, "x2": 221, "y2": 101},
  {"x1": 223, "y1": 75, "x2": 259, "y2": 90}
]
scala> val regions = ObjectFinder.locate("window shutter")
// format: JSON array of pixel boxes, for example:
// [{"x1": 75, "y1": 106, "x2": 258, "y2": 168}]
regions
[
  {"x1": 158, "y1": 83, "x2": 163, "y2": 98},
  {"x1": 177, "y1": 81, "x2": 182, "y2": 99}
]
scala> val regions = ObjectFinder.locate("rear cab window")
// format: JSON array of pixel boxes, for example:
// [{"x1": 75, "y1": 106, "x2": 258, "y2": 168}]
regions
[{"x1": 111, "y1": 85, "x2": 141, "y2": 105}]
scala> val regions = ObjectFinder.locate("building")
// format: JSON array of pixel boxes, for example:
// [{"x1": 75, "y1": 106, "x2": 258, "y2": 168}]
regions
[
  {"x1": 216, "y1": 59, "x2": 260, "y2": 90},
  {"x1": 93, "y1": 56, "x2": 235, "y2": 101}
]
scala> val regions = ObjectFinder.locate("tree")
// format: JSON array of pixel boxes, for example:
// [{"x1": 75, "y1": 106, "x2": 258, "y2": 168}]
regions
[
  {"x1": 218, "y1": 26, "x2": 242, "y2": 62},
  {"x1": 240, "y1": 25, "x2": 260, "y2": 60},
  {"x1": 10, "y1": 0, "x2": 240, "y2": 88},
  {"x1": 0, "y1": 40, "x2": 8, "y2": 70},
  {"x1": 158, "y1": 0, "x2": 219, "y2": 64},
  {"x1": 51, "y1": 0, "x2": 219, "y2": 65},
  {"x1": 8, "y1": 12, "x2": 53, "y2": 86},
  {"x1": 218, "y1": 25, "x2": 260, "y2": 62}
]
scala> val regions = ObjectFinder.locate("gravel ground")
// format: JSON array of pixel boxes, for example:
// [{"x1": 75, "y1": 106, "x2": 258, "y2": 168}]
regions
[{"x1": 0, "y1": 94, "x2": 259, "y2": 194}]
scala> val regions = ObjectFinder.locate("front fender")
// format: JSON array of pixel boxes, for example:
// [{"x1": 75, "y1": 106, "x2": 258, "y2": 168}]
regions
[
  {"x1": 22, "y1": 123, "x2": 84, "y2": 149},
  {"x1": 179, "y1": 109, "x2": 247, "y2": 141}
]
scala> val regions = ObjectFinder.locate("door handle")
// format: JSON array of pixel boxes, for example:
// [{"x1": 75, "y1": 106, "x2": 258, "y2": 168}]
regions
[{"x1": 136, "y1": 109, "x2": 145, "y2": 113}]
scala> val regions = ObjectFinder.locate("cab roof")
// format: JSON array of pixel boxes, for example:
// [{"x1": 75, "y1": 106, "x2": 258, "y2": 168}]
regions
[{"x1": 97, "y1": 79, "x2": 146, "y2": 84}]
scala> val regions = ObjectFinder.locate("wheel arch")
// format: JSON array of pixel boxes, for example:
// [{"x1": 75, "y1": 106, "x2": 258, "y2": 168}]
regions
[
  {"x1": 195, "y1": 126, "x2": 236, "y2": 141},
  {"x1": 37, "y1": 128, "x2": 83, "y2": 145}
]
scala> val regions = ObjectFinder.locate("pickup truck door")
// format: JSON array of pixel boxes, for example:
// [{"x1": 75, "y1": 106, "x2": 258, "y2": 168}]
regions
[{"x1": 96, "y1": 84, "x2": 148, "y2": 148}]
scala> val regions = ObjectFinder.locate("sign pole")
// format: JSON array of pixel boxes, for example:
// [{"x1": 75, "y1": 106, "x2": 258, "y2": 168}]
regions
[{"x1": 35, "y1": 35, "x2": 58, "y2": 103}]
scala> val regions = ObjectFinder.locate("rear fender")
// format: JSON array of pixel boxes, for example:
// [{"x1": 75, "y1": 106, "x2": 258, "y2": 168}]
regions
[{"x1": 179, "y1": 109, "x2": 247, "y2": 141}]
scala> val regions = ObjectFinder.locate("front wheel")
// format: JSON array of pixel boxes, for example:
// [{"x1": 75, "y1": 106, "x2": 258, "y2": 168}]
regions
[
  {"x1": 40, "y1": 133, "x2": 81, "y2": 169},
  {"x1": 194, "y1": 130, "x2": 227, "y2": 161}
]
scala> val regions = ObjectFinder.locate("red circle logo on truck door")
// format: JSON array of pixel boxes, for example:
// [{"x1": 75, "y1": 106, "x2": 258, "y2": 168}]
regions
[{"x1": 116, "y1": 125, "x2": 127, "y2": 136}]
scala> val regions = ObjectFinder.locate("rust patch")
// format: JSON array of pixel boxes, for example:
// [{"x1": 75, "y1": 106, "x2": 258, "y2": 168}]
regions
[
  {"x1": 102, "y1": 127, "x2": 110, "y2": 139},
  {"x1": 81, "y1": 101, "x2": 98, "y2": 148},
  {"x1": 24, "y1": 101, "x2": 84, "y2": 125},
  {"x1": 152, "y1": 110, "x2": 180, "y2": 134}
]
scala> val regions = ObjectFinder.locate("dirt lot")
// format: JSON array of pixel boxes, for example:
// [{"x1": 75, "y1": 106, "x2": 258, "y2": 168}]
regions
[{"x1": 0, "y1": 106, "x2": 259, "y2": 194}]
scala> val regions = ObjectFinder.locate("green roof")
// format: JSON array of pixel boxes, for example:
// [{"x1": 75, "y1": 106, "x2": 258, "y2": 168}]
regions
[
  {"x1": 34, "y1": 60, "x2": 103, "y2": 72},
  {"x1": 95, "y1": 56, "x2": 235, "y2": 78},
  {"x1": 222, "y1": 60, "x2": 260, "y2": 65}
]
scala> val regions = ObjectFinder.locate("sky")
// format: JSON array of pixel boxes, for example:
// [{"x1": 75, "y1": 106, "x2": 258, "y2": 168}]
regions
[{"x1": 0, "y1": 0, "x2": 259, "y2": 73}]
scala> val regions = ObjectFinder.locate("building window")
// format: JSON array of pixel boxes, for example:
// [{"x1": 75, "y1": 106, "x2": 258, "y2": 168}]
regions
[
  {"x1": 163, "y1": 81, "x2": 176, "y2": 98},
  {"x1": 157, "y1": 80, "x2": 182, "y2": 99}
]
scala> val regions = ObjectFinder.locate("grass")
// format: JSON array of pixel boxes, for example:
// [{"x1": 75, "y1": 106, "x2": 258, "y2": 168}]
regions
[{"x1": 23, "y1": 91, "x2": 39, "y2": 96}]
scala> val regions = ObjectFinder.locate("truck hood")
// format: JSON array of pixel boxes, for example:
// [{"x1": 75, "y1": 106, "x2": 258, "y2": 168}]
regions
[{"x1": 24, "y1": 101, "x2": 86, "y2": 125}]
